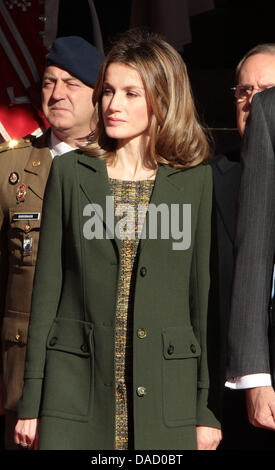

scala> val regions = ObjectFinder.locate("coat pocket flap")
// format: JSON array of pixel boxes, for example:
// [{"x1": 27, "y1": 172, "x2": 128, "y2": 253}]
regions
[
  {"x1": 46, "y1": 317, "x2": 94, "y2": 357},
  {"x1": 162, "y1": 326, "x2": 201, "y2": 359},
  {"x1": 1, "y1": 310, "x2": 29, "y2": 344}
]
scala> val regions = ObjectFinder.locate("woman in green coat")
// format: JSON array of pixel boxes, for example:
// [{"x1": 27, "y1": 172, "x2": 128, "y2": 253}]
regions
[{"x1": 15, "y1": 29, "x2": 221, "y2": 450}]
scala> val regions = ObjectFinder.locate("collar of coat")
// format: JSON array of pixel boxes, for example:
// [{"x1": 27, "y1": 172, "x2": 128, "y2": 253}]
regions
[
  {"x1": 77, "y1": 151, "x2": 191, "y2": 187},
  {"x1": 77, "y1": 152, "x2": 192, "y2": 254}
]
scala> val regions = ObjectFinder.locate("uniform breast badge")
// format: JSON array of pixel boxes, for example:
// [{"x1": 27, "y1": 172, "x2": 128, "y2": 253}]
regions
[
  {"x1": 8, "y1": 172, "x2": 19, "y2": 185},
  {"x1": 23, "y1": 234, "x2": 33, "y2": 257},
  {"x1": 16, "y1": 183, "x2": 27, "y2": 202}
]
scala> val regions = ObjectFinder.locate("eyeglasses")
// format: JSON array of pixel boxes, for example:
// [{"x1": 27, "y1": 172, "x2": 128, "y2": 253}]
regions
[{"x1": 231, "y1": 84, "x2": 275, "y2": 101}]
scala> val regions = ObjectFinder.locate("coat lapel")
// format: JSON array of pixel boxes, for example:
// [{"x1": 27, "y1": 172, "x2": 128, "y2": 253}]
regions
[
  {"x1": 211, "y1": 153, "x2": 241, "y2": 243},
  {"x1": 24, "y1": 132, "x2": 52, "y2": 200},
  {"x1": 138, "y1": 165, "x2": 184, "y2": 253},
  {"x1": 77, "y1": 153, "x2": 121, "y2": 254},
  {"x1": 77, "y1": 154, "x2": 184, "y2": 255}
]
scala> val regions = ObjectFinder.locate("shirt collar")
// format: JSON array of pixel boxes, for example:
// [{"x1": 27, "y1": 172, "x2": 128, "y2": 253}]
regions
[{"x1": 49, "y1": 131, "x2": 76, "y2": 158}]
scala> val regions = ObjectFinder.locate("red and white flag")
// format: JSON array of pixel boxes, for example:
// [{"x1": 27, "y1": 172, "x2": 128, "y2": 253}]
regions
[{"x1": 0, "y1": 0, "x2": 51, "y2": 142}]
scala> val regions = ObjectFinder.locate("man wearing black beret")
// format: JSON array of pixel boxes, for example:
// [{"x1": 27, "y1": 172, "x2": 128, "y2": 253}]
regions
[{"x1": 0, "y1": 36, "x2": 104, "y2": 450}]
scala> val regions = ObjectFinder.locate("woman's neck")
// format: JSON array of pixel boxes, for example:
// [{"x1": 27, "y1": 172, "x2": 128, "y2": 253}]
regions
[{"x1": 107, "y1": 136, "x2": 157, "y2": 181}]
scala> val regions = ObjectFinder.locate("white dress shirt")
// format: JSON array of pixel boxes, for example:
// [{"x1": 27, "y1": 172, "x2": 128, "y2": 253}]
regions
[
  {"x1": 226, "y1": 374, "x2": 272, "y2": 389},
  {"x1": 49, "y1": 131, "x2": 76, "y2": 158}
]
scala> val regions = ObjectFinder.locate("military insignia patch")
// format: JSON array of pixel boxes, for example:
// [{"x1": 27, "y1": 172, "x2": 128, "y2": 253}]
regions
[
  {"x1": 23, "y1": 234, "x2": 33, "y2": 257},
  {"x1": 8, "y1": 172, "x2": 19, "y2": 185},
  {"x1": 16, "y1": 183, "x2": 27, "y2": 202}
]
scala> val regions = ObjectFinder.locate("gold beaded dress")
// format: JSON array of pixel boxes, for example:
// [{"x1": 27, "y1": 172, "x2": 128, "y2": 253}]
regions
[{"x1": 109, "y1": 178, "x2": 154, "y2": 450}]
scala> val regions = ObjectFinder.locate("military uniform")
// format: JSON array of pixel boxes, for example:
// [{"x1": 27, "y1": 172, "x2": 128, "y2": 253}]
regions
[{"x1": 0, "y1": 132, "x2": 52, "y2": 448}]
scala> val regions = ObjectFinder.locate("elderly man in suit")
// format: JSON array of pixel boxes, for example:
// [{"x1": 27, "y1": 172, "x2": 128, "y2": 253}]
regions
[
  {"x1": 211, "y1": 44, "x2": 275, "y2": 448},
  {"x1": 227, "y1": 84, "x2": 275, "y2": 432},
  {"x1": 0, "y1": 35, "x2": 104, "y2": 449}
]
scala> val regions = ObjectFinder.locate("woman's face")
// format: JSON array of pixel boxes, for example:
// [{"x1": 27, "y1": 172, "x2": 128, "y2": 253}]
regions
[{"x1": 101, "y1": 62, "x2": 151, "y2": 145}]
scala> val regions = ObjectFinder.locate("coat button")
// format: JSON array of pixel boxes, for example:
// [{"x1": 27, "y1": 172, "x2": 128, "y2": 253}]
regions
[
  {"x1": 190, "y1": 344, "x2": 196, "y2": 354},
  {"x1": 49, "y1": 337, "x2": 57, "y2": 346},
  {"x1": 81, "y1": 343, "x2": 88, "y2": 353},
  {"x1": 137, "y1": 386, "x2": 147, "y2": 397},
  {"x1": 140, "y1": 266, "x2": 147, "y2": 277},
  {"x1": 167, "y1": 344, "x2": 174, "y2": 355},
  {"x1": 137, "y1": 328, "x2": 147, "y2": 339}
]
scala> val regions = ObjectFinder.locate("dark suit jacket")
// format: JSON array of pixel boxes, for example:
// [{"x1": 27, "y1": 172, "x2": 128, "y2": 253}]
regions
[
  {"x1": 227, "y1": 87, "x2": 275, "y2": 381},
  {"x1": 211, "y1": 148, "x2": 275, "y2": 450},
  {"x1": 210, "y1": 151, "x2": 241, "y2": 381}
]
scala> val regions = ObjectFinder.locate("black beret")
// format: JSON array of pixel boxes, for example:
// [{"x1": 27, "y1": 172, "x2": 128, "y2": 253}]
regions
[{"x1": 46, "y1": 36, "x2": 105, "y2": 88}]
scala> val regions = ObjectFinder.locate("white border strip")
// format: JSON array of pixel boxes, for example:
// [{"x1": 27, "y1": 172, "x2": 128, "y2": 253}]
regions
[
  {"x1": 0, "y1": 122, "x2": 11, "y2": 141},
  {"x1": 31, "y1": 127, "x2": 43, "y2": 137},
  {"x1": 0, "y1": 1, "x2": 40, "y2": 82},
  {"x1": 0, "y1": 26, "x2": 30, "y2": 88}
]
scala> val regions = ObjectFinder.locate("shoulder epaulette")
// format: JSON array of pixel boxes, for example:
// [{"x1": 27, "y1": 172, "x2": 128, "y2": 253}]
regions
[{"x1": 0, "y1": 137, "x2": 32, "y2": 154}]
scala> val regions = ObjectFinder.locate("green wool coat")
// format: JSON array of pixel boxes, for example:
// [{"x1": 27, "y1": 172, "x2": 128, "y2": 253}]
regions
[{"x1": 18, "y1": 150, "x2": 220, "y2": 450}]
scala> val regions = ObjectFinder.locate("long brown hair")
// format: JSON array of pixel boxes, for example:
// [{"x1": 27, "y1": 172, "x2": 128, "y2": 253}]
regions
[{"x1": 84, "y1": 29, "x2": 212, "y2": 169}]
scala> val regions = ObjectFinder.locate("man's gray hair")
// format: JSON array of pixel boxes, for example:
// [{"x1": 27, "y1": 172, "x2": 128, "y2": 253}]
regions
[{"x1": 236, "y1": 43, "x2": 275, "y2": 81}]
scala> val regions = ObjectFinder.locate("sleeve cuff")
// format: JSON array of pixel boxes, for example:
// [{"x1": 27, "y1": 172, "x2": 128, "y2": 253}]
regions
[
  {"x1": 225, "y1": 373, "x2": 272, "y2": 389},
  {"x1": 196, "y1": 388, "x2": 221, "y2": 429},
  {"x1": 17, "y1": 378, "x2": 43, "y2": 419}
]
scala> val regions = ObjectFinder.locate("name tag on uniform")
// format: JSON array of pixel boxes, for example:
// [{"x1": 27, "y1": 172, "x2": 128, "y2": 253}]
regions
[{"x1": 12, "y1": 212, "x2": 40, "y2": 221}]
